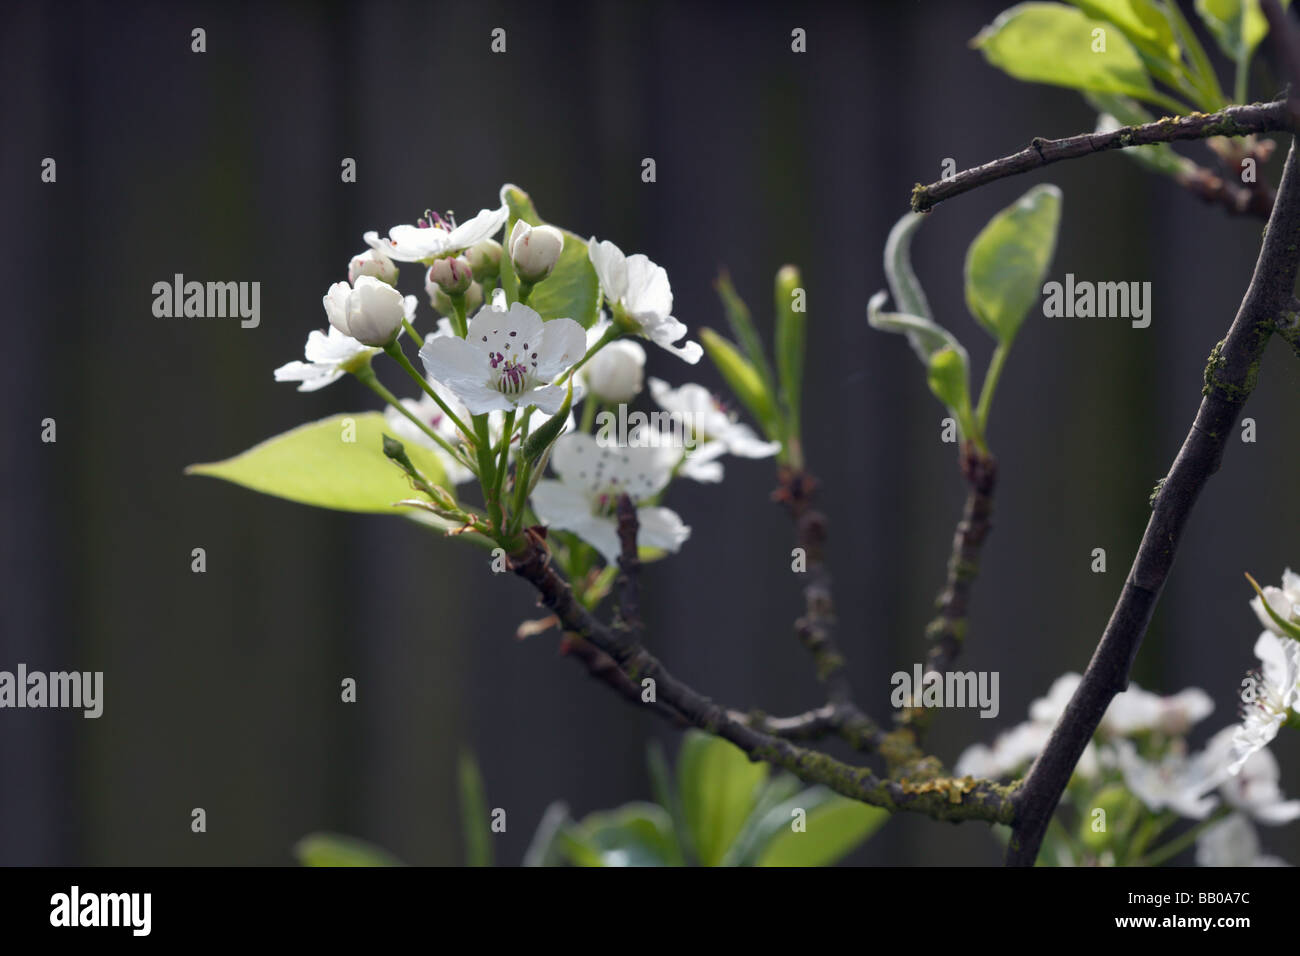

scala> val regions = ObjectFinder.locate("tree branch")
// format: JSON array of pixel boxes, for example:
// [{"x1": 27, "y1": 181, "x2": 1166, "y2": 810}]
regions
[
  {"x1": 1174, "y1": 162, "x2": 1276, "y2": 218},
  {"x1": 557, "y1": 632, "x2": 688, "y2": 727},
  {"x1": 614, "y1": 494, "x2": 644, "y2": 641},
  {"x1": 1006, "y1": 135, "x2": 1300, "y2": 866},
  {"x1": 774, "y1": 468, "x2": 850, "y2": 702},
  {"x1": 898, "y1": 444, "x2": 998, "y2": 737},
  {"x1": 911, "y1": 102, "x2": 1292, "y2": 213},
  {"x1": 508, "y1": 535, "x2": 1017, "y2": 823}
]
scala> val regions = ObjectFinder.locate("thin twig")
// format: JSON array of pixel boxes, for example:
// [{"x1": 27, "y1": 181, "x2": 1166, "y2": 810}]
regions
[
  {"x1": 559, "y1": 633, "x2": 688, "y2": 727},
  {"x1": 897, "y1": 444, "x2": 998, "y2": 737},
  {"x1": 911, "y1": 102, "x2": 1292, "y2": 213},
  {"x1": 1175, "y1": 162, "x2": 1276, "y2": 218},
  {"x1": 774, "y1": 468, "x2": 851, "y2": 703},
  {"x1": 1006, "y1": 135, "x2": 1300, "y2": 866}
]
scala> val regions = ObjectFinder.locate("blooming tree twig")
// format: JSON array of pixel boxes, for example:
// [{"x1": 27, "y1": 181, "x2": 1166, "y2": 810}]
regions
[{"x1": 1006, "y1": 134, "x2": 1300, "y2": 865}]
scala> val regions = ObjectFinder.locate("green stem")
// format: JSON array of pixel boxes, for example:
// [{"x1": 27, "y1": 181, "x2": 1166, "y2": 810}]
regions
[
  {"x1": 352, "y1": 365, "x2": 461, "y2": 461},
  {"x1": 1137, "y1": 809, "x2": 1229, "y2": 867},
  {"x1": 494, "y1": 410, "x2": 516, "y2": 512},
  {"x1": 1164, "y1": 0, "x2": 1227, "y2": 109},
  {"x1": 561, "y1": 326, "x2": 619, "y2": 386},
  {"x1": 402, "y1": 319, "x2": 424, "y2": 349},
  {"x1": 508, "y1": 458, "x2": 533, "y2": 537},
  {"x1": 449, "y1": 293, "x2": 469, "y2": 338},
  {"x1": 517, "y1": 280, "x2": 535, "y2": 306},
  {"x1": 974, "y1": 341, "x2": 1010, "y2": 437},
  {"x1": 382, "y1": 342, "x2": 474, "y2": 441},
  {"x1": 473, "y1": 414, "x2": 501, "y2": 530},
  {"x1": 580, "y1": 395, "x2": 599, "y2": 434}
]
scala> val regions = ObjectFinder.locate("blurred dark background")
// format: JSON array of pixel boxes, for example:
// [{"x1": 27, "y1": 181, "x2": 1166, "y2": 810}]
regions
[{"x1": 3, "y1": 0, "x2": 1299, "y2": 866}]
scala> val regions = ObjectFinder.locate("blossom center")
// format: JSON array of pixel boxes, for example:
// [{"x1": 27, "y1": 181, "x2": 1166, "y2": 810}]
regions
[
  {"x1": 489, "y1": 352, "x2": 532, "y2": 395},
  {"x1": 417, "y1": 208, "x2": 456, "y2": 232}
]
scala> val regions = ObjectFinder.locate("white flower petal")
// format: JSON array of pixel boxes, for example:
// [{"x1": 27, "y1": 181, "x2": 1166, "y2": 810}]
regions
[
  {"x1": 587, "y1": 238, "x2": 629, "y2": 302},
  {"x1": 532, "y1": 317, "x2": 587, "y2": 381},
  {"x1": 635, "y1": 506, "x2": 690, "y2": 554},
  {"x1": 623, "y1": 254, "x2": 673, "y2": 318},
  {"x1": 419, "y1": 336, "x2": 491, "y2": 391},
  {"x1": 520, "y1": 384, "x2": 569, "y2": 415},
  {"x1": 447, "y1": 205, "x2": 508, "y2": 248}
]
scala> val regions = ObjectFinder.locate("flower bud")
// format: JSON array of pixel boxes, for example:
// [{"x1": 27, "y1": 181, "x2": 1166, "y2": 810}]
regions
[
  {"x1": 428, "y1": 278, "x2": 484, "y2": 316},
  {"x1": 323, "y1": 276, "x2": 406, "y2": 347},
  {"x1": 581, "y1": 339, "x2": 646, "y2": 403},
  {"x1": 348, "y1": 247, "x2": 399, "y2": 285},
  {"x1": 465, "y1": 238, "x2": 503, "y2": 280},
  {"x1": 426, "y1": 255, "x2": 474, "y2": 295},
  {"x1": 508, "y1": 221, "x2": 565, "y2": 282}
]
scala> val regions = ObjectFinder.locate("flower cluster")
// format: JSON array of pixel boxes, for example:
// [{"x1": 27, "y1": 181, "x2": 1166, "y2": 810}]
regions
[{"x1": 270, "y1": 184, "x2": 778, "y2": 576}]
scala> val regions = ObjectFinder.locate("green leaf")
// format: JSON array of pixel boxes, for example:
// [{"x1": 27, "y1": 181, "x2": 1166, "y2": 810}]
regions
[
  {"x1": 773, "y1": 265, "x2": 806, "y2": 439},
  {"x1": 883, "y1": 211, "x2": 934, "y2": 322},
  {"x1": 187, "y1": 412, "x2": 450, "y2": 514},
  {"x1": 699, "y1": 328, "x2": 781, "y2": 439},
  {"x1": 753, "y1": 789, "x2": 889, "y2": 867},
  {"x1": 676, "y1": 731, "x2": 769, "y2": 867},
  {"x1": 927, "y1": 347, "x2": 973, "y2": 423},
  {"x1": 714, "y1": 271, "x2": 777, "y2": 399},
  {"x1": 1069, "y1": 0, "x2": 1181, "y2": 62},
  {"x1": 561, "y1": 803, "x2": 681, "y2": 867},
  {"x1": 964, "y1": 183, "x2": 1063, "y2": 346},
  {"x1": 500, "y1": 184, "x2": 600, "y2": 328},
  {"x1": 1164, "y1": 0, "x2": 1229, "y2": 107},
  {"x1": 867, "y1": 291, "x2": 970, "y2": 373},
  {"x1": 458, "y1": 750, "x2": 493, "y2": 867},
  {"x1": 646, "y1": 740, "x2": 689, "y2": 862},
  {"x1": 719, "y1": 772, "x2": 805, "y2": 866},
  {"x1": 973, "y1": 2, "x2": 1186, "y2": 113},
  {"x1": 293, "y1": 833, "x2": 404, "y2": 867},
  {"x1": 1194, "y1": 0, "x2": 1277, "y2": 71}
]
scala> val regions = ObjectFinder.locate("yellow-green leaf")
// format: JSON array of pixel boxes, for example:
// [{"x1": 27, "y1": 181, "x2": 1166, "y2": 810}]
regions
[
  {"x1": 974, "y1": 3, "x2": 1183, "y2": 113},
  {"x1": 500, "y1": 184, "x2": 600, "y2": 328},
  {"x1": 964, "y1": 183, "x2": 1063, "y2": 346},
  {"x1": 699, "y1": 328, "x2": 780, "y2": 439},
  {"x1": 755, "y1": 794, "x2": 889, "y2": 867},
  {"x1": 1069, "y1": 0, "x2": 1181, "y2": 62},
  {"x1": 187, "y1": 412, "x2": 450, "y2": 514},
  {"x1": 677, "y1": 732, "x2": 769, "y2": 867},
  {"x1": 1195, "y1": 0, "x2": 1265, "y2": 66},
  {"x1": 294, "y1": 833, "x2": 404, "y2": 867}
]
